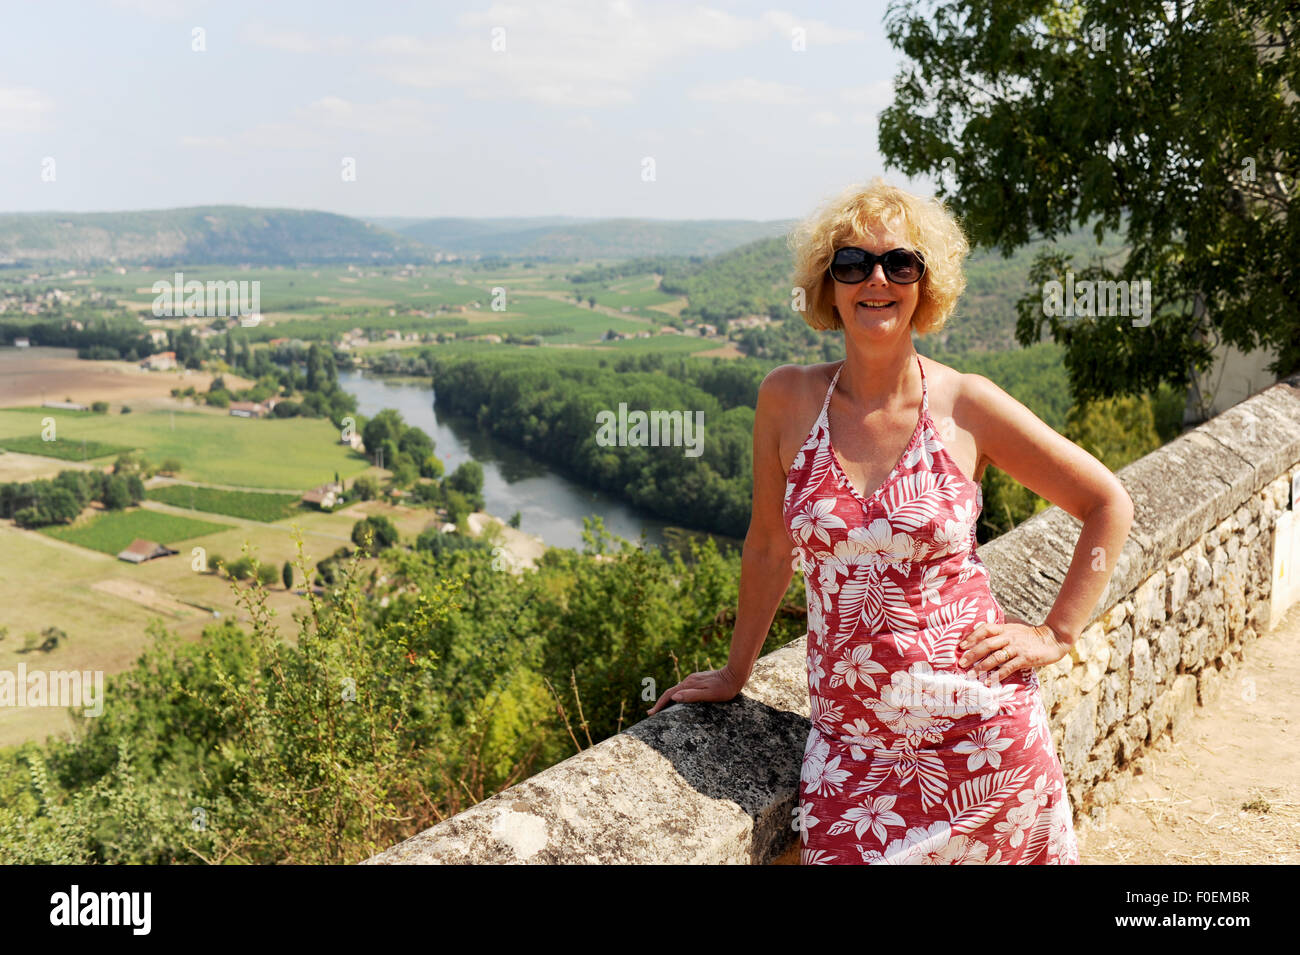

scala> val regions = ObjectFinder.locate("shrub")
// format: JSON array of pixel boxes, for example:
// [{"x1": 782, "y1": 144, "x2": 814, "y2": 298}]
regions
[
  {"x1": 351, "y1": 516, "x2": 398, "y2": 556},
  {"x1": 91, "y1": 401, "x2": 109, "y2": 414}
]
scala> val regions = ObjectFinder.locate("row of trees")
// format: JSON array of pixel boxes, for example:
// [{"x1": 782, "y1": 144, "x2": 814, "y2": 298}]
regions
[{"x1": 0, "y1": 462, "x2": 145, "y2": 528}]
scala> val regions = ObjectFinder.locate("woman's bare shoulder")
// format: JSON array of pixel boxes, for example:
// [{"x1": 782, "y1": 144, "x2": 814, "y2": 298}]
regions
[{"x1": 758, "y1": 360, "x2": 840, "y2": 405}]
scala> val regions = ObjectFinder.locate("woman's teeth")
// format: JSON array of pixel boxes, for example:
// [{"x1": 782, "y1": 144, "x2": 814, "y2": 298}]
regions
[{"x1": 858, "y1": 301, "x2": 893, "y2": 309}]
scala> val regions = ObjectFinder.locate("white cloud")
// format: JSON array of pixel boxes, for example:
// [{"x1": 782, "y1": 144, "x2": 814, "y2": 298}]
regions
[
  {"x1": 179, "y1": 96, "x2": 445, "y2": 150},
  {"x1": 369, "y1": 0, "x2": 815, "y2": 108},
  {"x1": 242, "y1": 22, "x2": 353, "y2": 53},
  {"x1": 688, "y1": 77, "x2": 809, "y2": 105},
  {"x1": 760, "y1": 11, "x2": 868, "y2": 46},
  {"x1": 839, "y1": 81, "x2": 894, "y2": 106},
  {"x1": 108, "y1": 0, "x2": 207, "y2": 18},
  {"x1": 0, "y1": 88, "x2": 53, "y2": 130},
  {"x1": 809, "y1": 110, "x2": 841, "y2": 126}
]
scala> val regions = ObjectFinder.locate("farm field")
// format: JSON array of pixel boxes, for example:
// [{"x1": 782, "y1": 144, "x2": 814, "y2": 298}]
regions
[
  {"x1": 0, "y1": 405, "x2": 370, "y2": 490},
  {"x1": 0, "y1": 513, "x2": 377, "y2": 747},
  {"x1": 0, "y1": 433, "x2": 131, "y2": 462},
  {"x1": 39, "y1": 507, "x2": 228, "y2": 555},
  {"x1": 0, "y1": 450, "x2": 102, "y2": 483},
  {"x1": 146, "y1": 484, "x2": 302, "y2": 522},
  {"x1": 0, "y1": 346, "x2": 243, "y2": 409}
]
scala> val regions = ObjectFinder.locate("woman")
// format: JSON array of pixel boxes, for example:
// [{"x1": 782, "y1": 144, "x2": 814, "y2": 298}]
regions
[{"x1": 648, "y1": 179, "x2": 1134, "y2": 864}]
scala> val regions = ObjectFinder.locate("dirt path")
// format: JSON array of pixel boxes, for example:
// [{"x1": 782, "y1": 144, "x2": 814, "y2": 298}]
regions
[{"x1": 1075, "y1": 600, "x2": 1300, "y2": 864}]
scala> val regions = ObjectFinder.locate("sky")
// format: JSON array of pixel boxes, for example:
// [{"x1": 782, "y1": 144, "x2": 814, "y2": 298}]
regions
[{"x1": 1, "y1": 0, "x2": 930, "y2": 221}]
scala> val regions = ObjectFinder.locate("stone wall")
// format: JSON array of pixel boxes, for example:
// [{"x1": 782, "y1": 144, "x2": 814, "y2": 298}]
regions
[{"x1": 363, "y1": 372, "x2": 1300, "y2": 864}]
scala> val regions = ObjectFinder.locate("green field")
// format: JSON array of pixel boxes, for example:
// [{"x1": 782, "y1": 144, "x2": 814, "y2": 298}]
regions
[
  {"x1": 0, "y1": 434, "x2": 131, "y2": 461},
  {"x1": 40, "y1": 508, "x2": 229, "y2": 555},
  {"x1": 0, "y1": 407, "x2": 369, "y2": 490},
  {"x1": 146, "y1": 484, "x2": 302, "y2": 522}
]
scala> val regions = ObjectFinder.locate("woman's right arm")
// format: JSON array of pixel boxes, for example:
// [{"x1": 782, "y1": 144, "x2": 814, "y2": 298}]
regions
[{"x1": 647, "y1": 365, "x2": 799, "y2": 715}]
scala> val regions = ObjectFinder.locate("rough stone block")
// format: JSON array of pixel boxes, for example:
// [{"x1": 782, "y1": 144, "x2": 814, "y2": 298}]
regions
[
  {"x1": 1167, "y1": 564, "x2": 1190, "y2": 614},
  {"x1": 1180, "y1": 626, "x2": 1209, "y2": 670},
  {"x1": 1152, "y1": 624, "x2": 1181, "y2": 686},
  {"x1": 1070, "y1": 622, "x2": 1107, "y2": 665},
  {"x1": 1061, "y1": 693, "x2": 1098, "y2": 778},
  {"x1": 1105, "y1": 622, "x2": 1133, "y2": 672},
  {"x1": 1193, "y1": 552, "x2": 1213, "y2": 591},
  {"x1": 1198, "y1": 665, "x2": 1221, "y2": 708},
  {"x1": 1118, "y1": 714, "x2": 1148, "y2": 763},
  {"x1": 1167, "y1": 674, "x2": 1199, "y2": 741},
  {"x1": 1132, "y1": 570, "x2": 1167, "y2": 636},
  {"x1": 1129, "y1": 637, "x2": 1154, "y2": 715},
  {"x1": 1098, "y1": 669, "x2": 1129, "y2": 732},
  {"x1": 1102, "y1": 600, "x2": 1132, "y2": 632}
]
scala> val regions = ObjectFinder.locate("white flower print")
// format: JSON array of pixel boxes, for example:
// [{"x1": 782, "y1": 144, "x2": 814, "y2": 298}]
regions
[
  {"x1": 839, "y1": 718, "x2": 885, "y2": 761},
  {"x1": 954, "y1": 726, "x2": 1015, "y2": 771},
  {"x1": 933, "y1": 500, "x2": 975, "y2": 556},
  {"x1": 879, "y1": 820, "x2": 954, "y2": 863},
  {"x1": 869, "y1": 663, "x2": 958, "y2": 746},
  {"x1": 801, "y1": 848, "x2": 837, "y2": 864},
  {"x1": 809, "y1": 695, "x2": 845, "y2": 735},
  {"x1": 801, "y1": 730, "x2": 850, "y2": 797},
  {"x1": 835, "y1": 794, "x2": 905, "y2": 844},
  {"x1": 806, "y1": 649, "x2": 826, "y2": 692},
  {"x1": 790, "y1": 497, "x2": 846, "y2": 546},
  {"x1": 901, "y1": 428, "x2": 945, "y2": 471},
  {"x1": 919, "y1": 564, "x2": 947, "y2": 607},
  {"x1": 831, "y1": 644, "x2": 888, "y2": 692},
  {"x1": 797, "y1": 800, "x2": 820, "y2": 845},
  {"x1": 994, "y1": 800, "x2": 1038, "y2": 848},
  {"x1": 843, "y1": 517, "x2": 916, "y2": 569}
]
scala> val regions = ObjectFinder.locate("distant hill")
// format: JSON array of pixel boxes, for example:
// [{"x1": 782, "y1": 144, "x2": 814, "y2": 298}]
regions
[
  {"x1": 0, "y1": 206, "x2": 799, "y2": 266},
  {"x1": 0, "y1": 206, "x2": 432, "y2": 267},
  {"x1": 633, "y1": 224, "x2": 1127, "y2": 352},
  {"x1": 378, "y1": 216, "x2": 797, "y2": 259}
]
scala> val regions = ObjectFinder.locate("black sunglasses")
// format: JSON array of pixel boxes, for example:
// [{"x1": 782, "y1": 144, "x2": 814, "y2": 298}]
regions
[{"x1": 827, "y1": 247, "x2": 926, "y2": 285}]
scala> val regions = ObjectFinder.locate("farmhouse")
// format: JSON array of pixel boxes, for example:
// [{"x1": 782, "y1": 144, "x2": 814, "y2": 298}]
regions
[
  {"x1": 41, "y1": 400, "x2": 89, "y2": 411},
  {"x1": 140, "y1": 351, "x2": 177, "y2": 371},
  {"x1": 301, "y1": 481, "x2": 342, "y2": 510},
  {"x1": 229, "y1": 397, "x2": 279, "y2": 419},
  {"x1": 116, "y1": 539, "x2": 179, "y2": 564}
]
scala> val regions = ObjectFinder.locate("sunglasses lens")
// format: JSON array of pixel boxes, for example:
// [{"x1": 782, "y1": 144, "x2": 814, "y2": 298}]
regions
[
  {"x1": 883, "y1": 251, "x2": 924, "y2": 283},
  {"x1": 829, "y1": 250, "x2": 868, "y2": 283}
]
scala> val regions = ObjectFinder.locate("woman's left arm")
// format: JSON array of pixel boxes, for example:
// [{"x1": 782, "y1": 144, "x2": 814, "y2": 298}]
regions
[{"x1": 955, "y1": 372, "x2": 1135, "y2": 681}]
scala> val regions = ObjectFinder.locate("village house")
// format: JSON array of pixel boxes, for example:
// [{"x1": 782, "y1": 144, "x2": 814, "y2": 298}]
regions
[
  {"x1": 117, "y1": 539, "x2": 179, "y2": 564},
  {"x1": 229, "y1": 397, "x2": 280, "y2": 419},
  {"x1": 301, "y1": 481, "x2": 343, "y2": 510},
  {"x1": 140, "y1": 350, "x2": 177, "y2": 371}
]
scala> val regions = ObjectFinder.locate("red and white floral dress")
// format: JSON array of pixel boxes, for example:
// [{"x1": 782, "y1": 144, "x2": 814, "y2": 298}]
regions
[{"x1": 782, "y1": 355, "x2": 1078, "y2": 865}]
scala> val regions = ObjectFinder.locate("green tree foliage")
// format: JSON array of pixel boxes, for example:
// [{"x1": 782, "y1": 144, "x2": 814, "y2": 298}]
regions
[
  {"x1": 878, "y1": 0, "x2": 1300, "y2": 410},
  {"x1": 351, "y1": 516, "x2": 399, "y2": 555},
  {"x1": 0, "y1": 521, "x2": 807, "y2": 863}
]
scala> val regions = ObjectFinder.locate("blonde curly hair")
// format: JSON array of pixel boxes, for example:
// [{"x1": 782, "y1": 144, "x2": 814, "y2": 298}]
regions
[{"x1": 787, "y1": 178, "x2": 969, "y2": 335}]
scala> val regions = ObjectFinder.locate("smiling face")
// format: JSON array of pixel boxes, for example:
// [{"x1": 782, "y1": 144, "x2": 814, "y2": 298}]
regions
[{"x1": 829, "y1": 224, "x2": 922, "y2": 342}]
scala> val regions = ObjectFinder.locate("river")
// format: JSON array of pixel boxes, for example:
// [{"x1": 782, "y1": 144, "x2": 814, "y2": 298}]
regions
[{"x1": 337, "y1": 369, "x2": 681, "y2": 554}]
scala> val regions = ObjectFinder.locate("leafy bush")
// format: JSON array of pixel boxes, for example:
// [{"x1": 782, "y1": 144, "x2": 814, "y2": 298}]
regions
[{"x1": 351, "y1": 516, "x2": 398, "y2": 556}]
